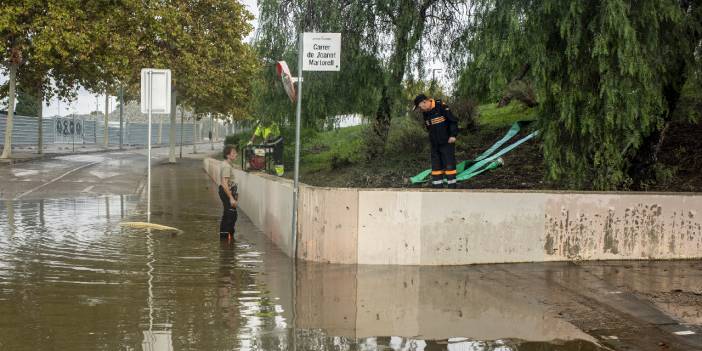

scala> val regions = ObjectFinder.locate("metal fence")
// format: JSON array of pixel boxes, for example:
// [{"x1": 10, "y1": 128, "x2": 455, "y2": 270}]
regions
[{"x1": 0, "y1": 113, "x2": 235, "y2": 147}]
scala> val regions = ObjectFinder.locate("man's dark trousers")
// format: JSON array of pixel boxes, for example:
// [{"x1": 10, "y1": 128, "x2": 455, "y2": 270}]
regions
[
  {"x1": 218, "y1": 185, "x2": 238, "y2": 238},
  {"x1": 430, "y1": 143, "x2": 457, "y2": 188}
]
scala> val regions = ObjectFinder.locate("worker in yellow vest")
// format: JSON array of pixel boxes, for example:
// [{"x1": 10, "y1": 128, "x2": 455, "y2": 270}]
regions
[{"x1": 249, "y1": 120, "x2": 284, "y2": 176}]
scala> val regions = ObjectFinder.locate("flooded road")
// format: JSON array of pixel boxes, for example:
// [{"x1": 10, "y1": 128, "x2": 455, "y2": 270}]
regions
[{"x1": 0, "y1": 156, "x2": 699, "y2": 350}]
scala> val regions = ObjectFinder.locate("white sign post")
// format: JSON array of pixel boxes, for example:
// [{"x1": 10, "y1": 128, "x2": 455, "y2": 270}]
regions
[
  {"x1": 291, "y1": 33, "x2": 341, "y2": 259},
  {"x1": 141, "y1": 68, "x2": 171, "y2": 221}
]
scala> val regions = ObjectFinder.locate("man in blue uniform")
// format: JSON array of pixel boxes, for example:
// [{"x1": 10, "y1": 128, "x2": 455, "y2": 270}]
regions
[{"x1": 414, "y1": 93, "x2": 459, "y2": 189}]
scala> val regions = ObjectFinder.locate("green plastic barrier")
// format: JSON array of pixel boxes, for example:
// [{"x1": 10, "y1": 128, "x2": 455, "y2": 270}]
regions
[{"x1": 409, "y1": 122, "x2": 526, "y2": 184}]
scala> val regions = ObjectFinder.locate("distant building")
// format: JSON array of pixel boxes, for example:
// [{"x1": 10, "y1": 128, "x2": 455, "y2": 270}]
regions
[{"x1": 327, "y1": 114, "x2": 364, "y2": 129}]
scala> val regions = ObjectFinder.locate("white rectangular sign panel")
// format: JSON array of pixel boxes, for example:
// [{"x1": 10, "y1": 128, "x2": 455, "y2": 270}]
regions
[
  {"x1": 140, "y1": 68, "x2": 172, "y2": 114},
  {"x1": 302, "y1": 33, "x2": 341, "y2": 71}
]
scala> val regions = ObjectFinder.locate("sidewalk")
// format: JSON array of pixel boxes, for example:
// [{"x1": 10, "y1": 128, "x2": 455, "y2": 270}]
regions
[{"x1": 0, "y1": 141, "x2": 221, "y2": 165}]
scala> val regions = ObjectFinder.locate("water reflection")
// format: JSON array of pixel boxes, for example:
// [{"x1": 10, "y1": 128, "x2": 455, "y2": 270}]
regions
[
  {"x1": 0, "y1": 160, "x2": 608, "y2": 350},
  {"x1": 142, "y1": 228, "x2": 174, "y2": 351},
  {"x1": 290, "y1": 263, "x2": 597, "y2": 343}
]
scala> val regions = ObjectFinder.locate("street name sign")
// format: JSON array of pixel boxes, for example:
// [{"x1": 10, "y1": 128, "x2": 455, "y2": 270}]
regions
[
  {"x1": 140, "y1": 69, "x2": 172, "y2": 114},
  {"x1": 302, "y1": 33, "x2": 341, "y2": 71}
]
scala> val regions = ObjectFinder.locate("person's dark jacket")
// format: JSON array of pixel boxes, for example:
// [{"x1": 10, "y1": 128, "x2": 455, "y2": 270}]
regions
[{"x1": 422, "y1": 99, "x2": 459, "y2": 145}]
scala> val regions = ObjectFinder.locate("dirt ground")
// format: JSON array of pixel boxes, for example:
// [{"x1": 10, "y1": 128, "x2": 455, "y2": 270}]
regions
[{"x1": 299, "y1": 120, "x2": 701, "y2": 192}]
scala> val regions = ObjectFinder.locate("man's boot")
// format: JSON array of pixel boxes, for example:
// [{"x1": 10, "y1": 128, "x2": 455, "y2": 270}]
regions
[
  {"x1": 446, "y1": 169, "x2": 457, "y2": 189},
  {"x1": 431, "y1": 170, "x2": 444, "y2": 188}
]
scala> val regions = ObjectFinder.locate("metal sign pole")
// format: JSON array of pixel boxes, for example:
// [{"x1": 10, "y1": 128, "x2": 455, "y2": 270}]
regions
[
  {"x1": 291, "y1": 33, "x2": 303, "y2": 260},
  {"x1": 147, "y1": 70, "x2": 153, "y2": 223}
]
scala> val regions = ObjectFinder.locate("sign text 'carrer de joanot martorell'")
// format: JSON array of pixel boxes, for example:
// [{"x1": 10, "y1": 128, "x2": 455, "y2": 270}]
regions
[{"x1": 302, "y1": 33, "x2": 341, "y2": 71}]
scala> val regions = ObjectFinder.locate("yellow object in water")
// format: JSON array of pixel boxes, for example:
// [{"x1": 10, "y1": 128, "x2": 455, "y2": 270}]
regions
[{"x1": 120, "y1": 222, "x2": 181, "y2": 233}]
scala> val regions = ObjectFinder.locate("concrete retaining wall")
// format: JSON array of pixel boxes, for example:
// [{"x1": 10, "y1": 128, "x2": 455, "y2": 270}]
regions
[{"x1": 204, "y1": 158, "x2": 702, "y2": 265}]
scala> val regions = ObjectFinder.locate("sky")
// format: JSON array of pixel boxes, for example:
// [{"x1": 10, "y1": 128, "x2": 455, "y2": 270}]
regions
[{"x1": 8, "y1": 0, "x2": 260, "y2": 117}]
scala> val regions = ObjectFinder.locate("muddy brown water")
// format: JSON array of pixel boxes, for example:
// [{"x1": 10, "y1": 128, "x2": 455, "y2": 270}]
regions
[{"x1": 0, "y1": 162, "x2": 608, "y2": 350}]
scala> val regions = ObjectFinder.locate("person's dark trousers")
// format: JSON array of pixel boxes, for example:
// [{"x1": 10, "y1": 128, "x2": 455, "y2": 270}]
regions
[
  {"x1": 218, "y1": 185, "x2": 238, "y2": 239},
  {"x1": 430, "y1": 143, "x2": 457, "y2": 189}
]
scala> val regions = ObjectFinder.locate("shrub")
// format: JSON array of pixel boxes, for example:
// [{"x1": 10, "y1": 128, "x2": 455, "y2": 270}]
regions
[
  {"x1": 359, "y1": 124, "x2": 386, "y2": 160},
  {"x1": 328, "y1": 130, "x2": 364, "y2": 169},
  {"x1": 450, "y1": 97, "x2": 479, "y2": 133},
  {"x1": 505, "y1": 80, "x2": 538, "y2": 108},
  {"x1": 385, "y1": 116, "x2": 428, "y2": 156},
  {"x1": 224, "y1": 131, "x2": 250, "y2": 150}
]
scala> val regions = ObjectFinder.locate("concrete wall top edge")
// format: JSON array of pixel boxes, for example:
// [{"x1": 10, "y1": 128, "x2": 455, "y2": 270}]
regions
[
  {"x1": 355, "y1": 187, "x2": 702, "y2": 197},
  {"x1": 205, "y1": 157, "x2": 702, "y2": 197}
]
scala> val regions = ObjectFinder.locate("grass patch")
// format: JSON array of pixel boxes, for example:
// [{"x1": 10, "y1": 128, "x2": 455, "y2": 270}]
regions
[
  {"x1": 478, "y1": 102, "x2": 537, "y2": 128},
  {"x1": 296, "y1": 125, "x2": 365, "y2": 174}
]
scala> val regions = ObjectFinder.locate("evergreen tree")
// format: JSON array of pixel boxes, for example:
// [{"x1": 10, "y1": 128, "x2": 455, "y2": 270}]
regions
[
  {"x1": 14, "y1": 85, "x2": 39, "y2": 117},
  {"x1": 455, "y1": 0, "x2": 702, "y2": 189}
]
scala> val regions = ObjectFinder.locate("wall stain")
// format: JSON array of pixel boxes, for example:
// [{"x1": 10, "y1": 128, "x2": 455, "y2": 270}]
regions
[{"x1": 545, "y1": 200, "x2": 702, "y2": 260}]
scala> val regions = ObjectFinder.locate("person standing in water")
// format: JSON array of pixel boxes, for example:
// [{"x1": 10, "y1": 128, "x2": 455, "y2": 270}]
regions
[{"x1": 219, "y1": 145, "x2": 239, "y2": 240}]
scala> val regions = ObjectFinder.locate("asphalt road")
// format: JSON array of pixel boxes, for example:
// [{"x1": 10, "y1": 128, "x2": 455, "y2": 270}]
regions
[{"x1": 0, "y1": 145, "x2": 214, "y2": 200}]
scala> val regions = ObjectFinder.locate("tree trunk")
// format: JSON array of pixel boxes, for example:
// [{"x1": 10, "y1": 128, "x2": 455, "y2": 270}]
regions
[
  {"x1": 369, "y1": 1, "x2": 426, "y2": 159},
  {"x1": 370, "y1": 86, "x2": 394, "y2": 158},
  {"x1": 119, "y1": 86, "x2": 124, "y2": 148},
  {"x1": 36, "y1": 88, "x2": 43, "y2": 154},
  {"x1": 498, "y1": 63, "x2": 531, "y2": 108},
  {"x1": 628, "y1": 60, "x2": 687, "y2": 189},
  {"x1": 104, "y1": 93, "x2": 109, "y2": 147},
  {"x1": 1, "y1": 61, "x2": 19, "y2": 159},
  {"x1": 192, "y1": 118, "x2": 197, "y2": 154},
  {"x1": 629, "y1": 91, "x2": 682, "y2": 189},
  {"x1": 179, "y1": 106, "x2": 184, "y2": 158},
  {"x1": 168, "y1": 87, "x2": 177, "y2": 163},
  {"x1": 210, "y1": 114, "x2": 214, "y2": 150}
]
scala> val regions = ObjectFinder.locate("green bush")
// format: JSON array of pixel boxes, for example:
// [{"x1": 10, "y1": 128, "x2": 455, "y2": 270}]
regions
[
  {"x1": 224, "y1": 131, "x2": 251, "y2": 150},
  {"x1": 450, "y1": 97, "x2": 479, "y2": 133},
  {"x1": 329, "y1": 137, "x2": 364, "y2": 169},
  {"x1": 385, "y1": 116, "x2": 428, "y2": 156},
  {"x1": 359, "y1": 124, "x2": 386, "y2": 159}
]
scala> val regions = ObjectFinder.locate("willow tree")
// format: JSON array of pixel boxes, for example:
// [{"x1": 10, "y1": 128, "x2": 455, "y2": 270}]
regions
[
  {"x1": 455, "y1": 0, "x2": 702, "y2": 189},
  {"x1": 253, "y1": 0, "x2": 386, "y2": 131},
  {"x1": 255, "y1": 0, "x2": 468, "y2": 156}
]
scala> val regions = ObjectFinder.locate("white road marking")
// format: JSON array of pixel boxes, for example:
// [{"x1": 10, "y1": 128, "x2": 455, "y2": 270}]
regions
[
  {"x1": 11, "y1": 169, "x2": 39, "y2": 177},
  {"x1": 88, "y1": 170, "x2": 121, "y2": 179},
  {"x1": 81, "y1": 185, "x2": 95, "y2": 193},
  {"x1": 13, "y1": 161, "x2": 102, "y2": 200}
]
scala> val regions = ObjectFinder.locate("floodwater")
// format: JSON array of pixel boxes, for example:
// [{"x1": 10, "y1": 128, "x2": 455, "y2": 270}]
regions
[{"x1": 0, "y1": 161, "x2": 608, "y2": 350}]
